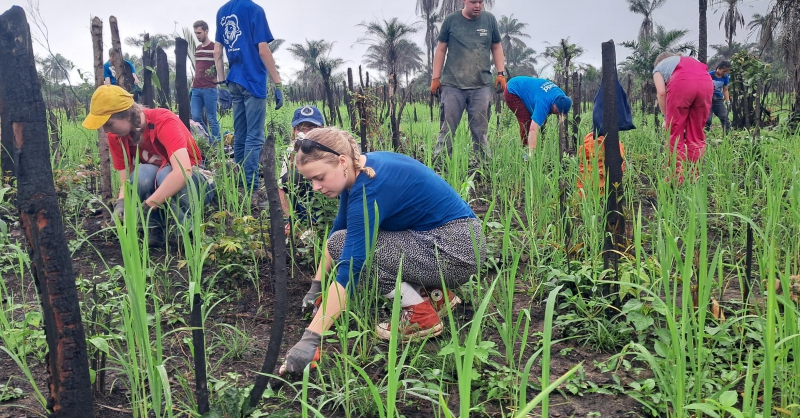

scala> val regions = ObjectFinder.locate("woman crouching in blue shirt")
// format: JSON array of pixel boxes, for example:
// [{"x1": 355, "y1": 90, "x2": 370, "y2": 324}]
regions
[{"x1": 281, "y1": 127, "x2": 486, "y2": 373}]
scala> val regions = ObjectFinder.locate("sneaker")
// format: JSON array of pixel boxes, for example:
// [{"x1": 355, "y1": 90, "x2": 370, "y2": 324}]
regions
[
  {"x1": 375, "y1": 300, "x2": 443, "y2": 341},
  {"x1": 420, "y1": 288, "x2": 461, "y2": 317}
]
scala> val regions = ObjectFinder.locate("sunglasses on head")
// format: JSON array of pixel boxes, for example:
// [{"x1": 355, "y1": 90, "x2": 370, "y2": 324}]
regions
[{"x1": 294, "y1": 138, "x2": 340, "y2": 156}]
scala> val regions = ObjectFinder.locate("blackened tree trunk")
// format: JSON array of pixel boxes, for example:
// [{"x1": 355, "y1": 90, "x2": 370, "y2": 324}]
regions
[
  {"x1": 248, "y1": 132, "x2": 288, "y2": 409},
  {"x1": 174, "y1": 37, "x2": 190, "y2": 129},
  {"x1": 109, "y1": 16, "x2": 132, "y2": 93},
  {"x1": 156, "y1": 46, "x2": 170, "y2": 108},
  {"x1": 699, "y1": 0, "x2": 708, "y2": 63},
  {"x1": 142, "y1": 33, "x2": 155, "y2": 108},
  {"x1": 389, "y1": 73, "x2": 400, "y2": 149},
  {"x1": 571, "y1": 71, "x2": 581, "y2": 150},
  {"x1": 0, "y1": 6, "x2": 94, "y2": 416},
  {"x1": 600, "y1": 40, "x2": 625, "y2": 273},
  {"x1": 91, "y1": 17, "x2": 112, "y2": 202}
]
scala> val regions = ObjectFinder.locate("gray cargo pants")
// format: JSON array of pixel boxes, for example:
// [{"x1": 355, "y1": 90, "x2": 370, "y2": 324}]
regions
[{"x1": 434, "y1": 85, "x2": 492, "y2": 160}]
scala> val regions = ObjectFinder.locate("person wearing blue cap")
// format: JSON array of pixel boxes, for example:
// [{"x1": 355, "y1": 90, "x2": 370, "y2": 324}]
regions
[
  {"x1": 279, "y1": 105, "x2": 326, "y2": 237},
  {"x1": 504, "y1": 76, "x2": 572, "y2": 158}
]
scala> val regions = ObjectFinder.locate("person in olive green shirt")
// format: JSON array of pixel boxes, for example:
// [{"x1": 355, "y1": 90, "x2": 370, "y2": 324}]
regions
[{"x1": 430, "y1": 0, "x2": 506, "y2": 161}]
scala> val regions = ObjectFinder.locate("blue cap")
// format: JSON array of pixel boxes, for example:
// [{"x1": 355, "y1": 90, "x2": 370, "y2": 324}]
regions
[
  {"x1": 555, "y1": 96, "x2": 573, "y2": 115},
  {"x1": 292, "y1": 105, "x2": 325, "y2": 127}
]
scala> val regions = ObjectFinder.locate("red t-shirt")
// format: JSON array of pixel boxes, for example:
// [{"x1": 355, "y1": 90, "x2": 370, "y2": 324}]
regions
[
  {"x1": 192, "y1": 42, "x2": 216, "y2": 89},
  {"x1": 108, "y1": 108, "x2": 202, "y2": 171}
]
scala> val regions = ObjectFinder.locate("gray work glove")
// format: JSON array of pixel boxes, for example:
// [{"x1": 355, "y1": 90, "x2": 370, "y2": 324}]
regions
[
  {"x1": 282, "y1": 329, "x2": 321, "y2": 374},
  {"x1": 113, "y1": 198, "x2": 125, "y2": 218},
  {"x1": 302, "y1": 280, "x2": 322, "y2": 311}
]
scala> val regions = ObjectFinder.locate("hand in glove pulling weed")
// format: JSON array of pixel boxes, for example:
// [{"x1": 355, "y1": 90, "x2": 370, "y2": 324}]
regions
[
  {"x1": 302, "y1": 280, "x2": 322, "y2": 313},
  {"x1": 113, "y1": 198, "x2": 125, "y2": 218},
  {"x1": 280, "y1": 329, "x2": 321, "y2": 374}
]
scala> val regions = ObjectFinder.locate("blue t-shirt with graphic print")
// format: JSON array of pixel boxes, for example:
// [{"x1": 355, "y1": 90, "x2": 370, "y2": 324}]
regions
[
  {"x1": 329, "y1": 152, "x2": 476, "y2": 289},
  {"x1": 506, "y1": 76, "x2": 565, "y2": 126},
  {"x1": 709, "y1": 71, "x2": 730, "y2": 98},
  {"x1": 215, "y1": 0, "x2": 274, "y2": 98}
]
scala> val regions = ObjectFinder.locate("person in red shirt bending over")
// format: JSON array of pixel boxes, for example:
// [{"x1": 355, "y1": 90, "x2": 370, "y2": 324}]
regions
[{"x1": 83, "y1": 85, "x2": 214, "y2": 247}]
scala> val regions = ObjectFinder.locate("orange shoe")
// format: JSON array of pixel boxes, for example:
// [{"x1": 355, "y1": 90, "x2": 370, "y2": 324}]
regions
[
  {"x1": 421, "y1": 288, "x2": 461, "y2": 317},
  {"x1": 376, "y1": 300, "x2": 443, "y2": 341}
]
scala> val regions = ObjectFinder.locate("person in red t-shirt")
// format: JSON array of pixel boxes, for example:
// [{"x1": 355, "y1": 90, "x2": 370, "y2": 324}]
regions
[
  {"x1": 191, "y1": 20, "x2": 223, "y2": 145},
  {"x1": 83, "y1": 85, "x2": 214, "y2": 247}
]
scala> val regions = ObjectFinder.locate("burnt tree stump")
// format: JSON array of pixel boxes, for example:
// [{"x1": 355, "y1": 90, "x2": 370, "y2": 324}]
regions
[
  {"x1": 174, "y1": 37, "x2": 190, "y2": 129},
  {"x1": 91, "y1": 17, "x2": 112, "y2": 202},
  {"x1": 141, "y1": 33, "x2": 156, "y2": 108},
  {"x1": 109, "y1": 16, "x2": 132, "y2": 93},
  {"x1": 600, "y1": 40, "x2": 625, "y2": 274},
  {"x1": 156, "y1": 46, "x2": 170, "y2": 108},
  {"x1": 248, "y1": 133, "x2": 288, "y2": 408},
  {"x1": 0, "y1": 6, "x2": 94, "y2": 417}
]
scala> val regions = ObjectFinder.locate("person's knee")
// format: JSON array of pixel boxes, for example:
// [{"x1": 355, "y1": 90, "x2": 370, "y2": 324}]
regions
[{"x1": 327, "y1": 230, "x2": 347, "y2": 260}]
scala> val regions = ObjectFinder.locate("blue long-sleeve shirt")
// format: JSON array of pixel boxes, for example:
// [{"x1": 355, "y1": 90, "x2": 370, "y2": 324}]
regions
[{"x1": 330, "y1": 151, "x2": 476, "y2": 289}]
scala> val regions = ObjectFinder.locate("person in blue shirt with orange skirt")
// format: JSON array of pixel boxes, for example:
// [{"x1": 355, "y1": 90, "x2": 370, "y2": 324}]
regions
[
  {"x1": 280, "y1": 127, "x2": 486, "y2": 373},
  {"x1": 503, "y1": 76, "x2": 572, "y2": 159}
]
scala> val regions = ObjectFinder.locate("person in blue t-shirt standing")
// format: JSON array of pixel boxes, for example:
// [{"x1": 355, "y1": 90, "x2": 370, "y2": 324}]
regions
[
  {"x1": 104, "y1": 48, "x2": 141, "y2": 102},
  {"x1": 280, "y1": 127, "x2": 486, "y2": 374},
  {"x1": 213, "y1": 0, "x2": 284, "y2": 191},
  {"x1": 503, "y1": 76, "x2": 573, "y2": 158},
  {"x1": 705, "y1": 60, "x2": 731, "y2": 133}
]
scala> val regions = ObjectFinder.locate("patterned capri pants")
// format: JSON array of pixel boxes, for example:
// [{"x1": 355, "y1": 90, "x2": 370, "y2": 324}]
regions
[{"x1": 327, "y1": 217, "x2": 486, "y2": 295}]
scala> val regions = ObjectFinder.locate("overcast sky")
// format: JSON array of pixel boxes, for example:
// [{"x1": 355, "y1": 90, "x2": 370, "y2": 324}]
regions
[{"x1": 2, "y1": 0, "x2": 771, "y2": 84}]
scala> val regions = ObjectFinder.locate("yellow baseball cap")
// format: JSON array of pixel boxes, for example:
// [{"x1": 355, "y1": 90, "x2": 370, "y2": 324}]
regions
[{"x1": 82, "y1": 85, "x2": 135, "y2": 130}]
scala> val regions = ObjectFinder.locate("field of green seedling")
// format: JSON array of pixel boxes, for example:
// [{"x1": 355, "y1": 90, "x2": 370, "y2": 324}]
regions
[{"x1": 1, "y1": 98, "x2": 800, "y2": 418}]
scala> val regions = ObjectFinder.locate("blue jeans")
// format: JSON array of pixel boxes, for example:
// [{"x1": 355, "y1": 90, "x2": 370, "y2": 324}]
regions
[
  {"x1": 228, "y1": 81, "x2": 266, "y2": 189},
  {"x1": 134, "y1": 164, "x2": 215, "y2": 229},
  {"x1": 190, "y1": 88, "x2": 221, "y2": 145}
]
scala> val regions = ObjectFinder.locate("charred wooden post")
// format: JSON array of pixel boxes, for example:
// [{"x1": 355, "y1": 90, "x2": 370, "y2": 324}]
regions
[
  {"x1": 174, "y1": 37, "x2": 190, "y2": 129},
  {"x1": 389, "y1": 73, "x2": 400, "y2": 149},
  {"x1": 248, "y1": 132, "x2": 288, "y2": 408},
  {"x1": 141, "y1": 33, "x2": 155, "y2": 108},
  {"x1": 600, "y1": 40, "x2": 626, "y2": 275},
  {"x1": 156, "y1": 46, "x2": 170, "y2": 107},
  {"x1": 0, "y1": 6, "x2": 94, "y2": 416},
  {"x1": 698, "y1": 0, "x2": 708, "y2": 64},
  {"x1": 357, "y1": 87, "x2": 368, "y2": 151},
  {"x1": 571, "y1": 71, "x2": 581, "y2": 150},
  {"x1": 109, "y1": 16, "x2": 132, "y2": 93},
  {"x1": 345, "y1": 68, "x2": 357, "y2": 132},
  {"x1": 190, "y1": 293, "x2": 209, "y2": 413},
  {"x1": 91, "y1": 17, "x2": 112, "y2": 202}
]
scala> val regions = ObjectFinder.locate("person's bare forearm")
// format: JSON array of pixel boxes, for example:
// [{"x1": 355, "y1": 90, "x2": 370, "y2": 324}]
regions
[
  {"x1": 147, "y1": 169, "x2": 189, "y2": 205},
  {"x1": 657, "y1": 93, "x2": 666, "y2": 116},
  {"x1": 723, "y1": 86, "x2": 730, "y2": 102},
  {"x1": 528, "y1": 121, "x2": 539, "y2": 151},
  {"x1": 258, "y1": 43, "x2": 281, "y2": 84},
  {"x1": 117, "y1": 169, "x2": 128, "y2": 200},
  {"x1": 213, "y1": 43, "x2": 225, "y2": 83},
  {"x1": 308, "y1": 281, "x2": 347, "y2": 334},
  {"x1": 432, "y1": 42, "x2": 447, "y2": 79},
  {"x1": 491, "y1": 43, "x2": 505, "y2": 73}
]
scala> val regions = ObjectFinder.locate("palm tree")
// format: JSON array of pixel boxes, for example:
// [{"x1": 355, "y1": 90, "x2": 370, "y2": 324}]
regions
[
  {"x1": 627, "y1": 0, "x2": 667, "y2": 42},
  {"x1": 542, "y1": 38, "x2": 585, "y2": 85},
  {"x1": 763, "y1": 0, "x2": 800, "y2": 124},
  {"x1": 709, "y1": 41, "x2": 754, "y2": 62},
  {"x1": 357, "y1": 18, "x2": 421, "y2": 147},
  {"x1": 364, "y1": 39, "x2": 424, "y2": 82},
  {"x1": 415, "y1": 0, "x2": 440, "y2": 82},
  {"x1": 439, "y1": 0, "x2": 495, "y2": 16},
  {"x1": 712, "y1": 0, "x2": 745, "y2": 52},
  {"x1": 38, "y1": 53, "x2": 74, "y2": 84},
  {"x1": 747, "y1": 13, "x2": 772, "y2": 51},
  {"x1": 287, "y1": 39, "x2": 344, "y2": 122},
  {"x1": 507, "y1": 46, "x2": 538, "y2": 77},
  {"x1": 620, "y1": 25, "x2": 694, "y2": 82},
  {"x1": 498, "y1": 14, "x2": 531, "y2": 69},
  {"x1": 699, "y1": 0, "x2": 708, "y2": 63}
]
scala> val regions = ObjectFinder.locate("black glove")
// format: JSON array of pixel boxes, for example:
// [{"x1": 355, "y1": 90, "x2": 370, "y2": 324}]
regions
[
  {"x1": 114, "y1": 198, "x2": 125, "y2": 218},
  {"x1": 283, "y1": 329, "x2": 321, "y2": 373}
]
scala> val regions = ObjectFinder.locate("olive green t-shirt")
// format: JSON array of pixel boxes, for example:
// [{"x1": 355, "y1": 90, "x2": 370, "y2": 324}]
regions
[{"x1": 438, "y1": 11, "x2": 502, "y2": 89}]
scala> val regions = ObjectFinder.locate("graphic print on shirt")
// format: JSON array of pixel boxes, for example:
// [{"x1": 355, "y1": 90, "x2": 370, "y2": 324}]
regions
[
  {"x1": 220, "y1": 15, "x2": 242, "y2": 52},
  {"x1": 541, "y1": 81, "x2": 557, "y2": 93},
  {"x1": 477, "y1": 28, "x2": 488, "y2": 37}
]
